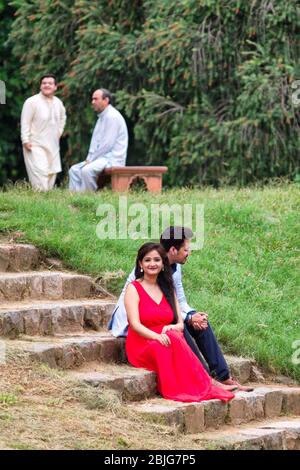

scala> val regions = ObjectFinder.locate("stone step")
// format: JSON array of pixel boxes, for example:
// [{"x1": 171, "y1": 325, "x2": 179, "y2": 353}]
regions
[
  {"x1": 0, "y1": 244, "x2": 40, "y2": 272},
  {"x1": 130, "y1": 385, "x2": 300, "y2": 434},
  {"x1": 66, "y1": 363, "x2": 157, "y2": 401},
  {"x1": 65, "y1": 360, "x2": 259, "y2": 404},
  {"x1": 0, "y1": 299, "x2": 115, "y2": 338},
  {"x1": 196, "y1": 418, "x2": 300, "y2": 450},
  {"x1": 5, "y1": 332, "x2": 126, "y2": 369},
  {"x1": 224, "y1": 355, "x2": 254, "y2": 384},
  {"x1": 64, "y1": 360, "x2": 257, "y2": 403},
  {"x1": 0, "y1": 271, "x2": 94, "y2": 302}
]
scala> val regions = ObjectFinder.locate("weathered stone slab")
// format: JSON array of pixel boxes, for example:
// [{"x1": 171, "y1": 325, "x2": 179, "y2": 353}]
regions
[
  {"x1": 227, "y1": 389, "x2": 272, "y2": 425},
  {"x1": 84, "y1": 303, "x2": 114, "y2": 330},
  {"x1": 251, "y1": 365, "x2": 265, "y2": 383},
  {"x1": 12, "y1": 334, "x2": 124, "y2": 369},
  {"x1": 62, "y1": 275, "x2": 93, "y2": 299},
  {"x1": 0, "y1": 272, "x2": 94, "y2": 301},
  {"x1": 133, "y1": 400, "x2": 205, "y2": 433},
  {"x1": 0, "y1": 246, "x2": 10, "y2": 271},
  {"x1": 0, "y1": 301, "x2": 115, "y2": 338},
  {"x1": 0, "y1": 311, "x2": 24, "y2": 338},
  {"x1": 225, "y1": 355, "x2": 252, "y2": 384},
  {"x1": 261, "y1": 420, "x2": 300, "y2": 450},
  {"x1": 51, "y1": 305, "x2": 85, "y2": 333},
  {"x1": 0, "y1": 244, "x2": 39, "y2": 272},
  {"x1": 133, "y1": 386, "x2": 299, "y2": 434},
  {"x1": 70, "y1": 368, "x2": 157, "y2": 401},
  {"x1": 203, "y1": 399, "x2": 228, "y2": 429},
  {"x1": 122, "y1": 371, "x2": 157, "y2": 401},
  {"x1": 199, "y1": 420, "x2": 300, "y2": 450},
  {"x1": 42, "y1": 274, "x2": 63, "y2": 300},
  {"x1": 255, "y1": 387, "x2": 283, "y2": 418},
  {"x1": 281, "y1": 388, "x2": 300, "y2": 415},
  {"x1": 10, "y1": 245, "x2": 40, "y2": 271},
  {"x1": 208, "y1": 428, "x2": 285, "y2": 450},
  {"x1": 135, "y1": 401, "x2": 186, "y2": 429}
]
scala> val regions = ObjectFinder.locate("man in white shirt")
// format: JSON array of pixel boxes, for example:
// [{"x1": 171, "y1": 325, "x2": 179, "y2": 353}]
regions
[
  {"x1": 21, "y1": 74, "x2": 66, "y2": 191},
  {"x1": 69, "y1": 88, "x2": 128, "y2": 192},
  {"x1": 109, "y1": 226, "x2": 253, "y2": 391}
]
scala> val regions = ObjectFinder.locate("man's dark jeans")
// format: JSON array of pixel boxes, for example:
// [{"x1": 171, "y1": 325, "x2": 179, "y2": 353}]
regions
[{"x1": 184, "y1": 322, "x2": 230, "y2": 381}]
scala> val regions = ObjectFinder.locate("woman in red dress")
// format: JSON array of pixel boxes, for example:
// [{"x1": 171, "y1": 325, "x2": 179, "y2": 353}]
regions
[{"x1": 125, "y1": 242, "x2": 235, "y2": 403}]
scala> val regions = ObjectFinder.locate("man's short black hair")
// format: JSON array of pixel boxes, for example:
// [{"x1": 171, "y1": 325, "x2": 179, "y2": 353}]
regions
[
  {"x1": 160, "y1": 226, "x2": 193, "y2": 252},
  {"x1": 40, "y1": 74, "x2": 57, "y2": 85},
  {"x1": 100, "y1": 88, "x2": 112, "y2": 103}
]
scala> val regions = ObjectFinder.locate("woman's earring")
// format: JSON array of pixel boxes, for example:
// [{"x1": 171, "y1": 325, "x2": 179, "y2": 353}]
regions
[
  {"x1": 140, "y1": 267, "x2": 143, "y2": 272},
  {"x1": 162, "y1": 267, "x2": 164, "y2": 271}
]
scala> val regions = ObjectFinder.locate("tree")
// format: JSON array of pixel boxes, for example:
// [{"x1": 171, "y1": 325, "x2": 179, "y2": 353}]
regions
[
  {"x1": 0, "y1": 0, "x2": 27, "y2": 185},
  {"x1": 7, "y1": 0, "x2": 300, "y2": 186}
]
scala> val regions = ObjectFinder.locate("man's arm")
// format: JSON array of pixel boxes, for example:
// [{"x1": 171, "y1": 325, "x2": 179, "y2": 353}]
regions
[
  {"x1": 21, "y1": 98, "x2": 35, "y2": 148},
  {"x1": 173, "y1": 264, "x2": 195, "y2": 319},
  {"x1": 108, "y1": 267, "x2": 136, "y2": 337},
  {"x1": 173, "y1": 264, "x2": 208, "y2": 330},
  {"x1": 59, "y1": 101, "x2": 67, "y2": 137},
  {"x1": 88, "y1": 114, "x2": 119, "y2": 162}
]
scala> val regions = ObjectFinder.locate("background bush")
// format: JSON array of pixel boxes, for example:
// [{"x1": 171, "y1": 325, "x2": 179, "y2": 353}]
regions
[{"x1": 1, "y1": 0, "x2": 300, "y2": 186}]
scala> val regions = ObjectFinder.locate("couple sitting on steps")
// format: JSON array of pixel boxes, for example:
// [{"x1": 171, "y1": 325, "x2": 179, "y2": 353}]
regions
[{"x1": 109, "y1": 226, "x2": 253, "y2": 403}]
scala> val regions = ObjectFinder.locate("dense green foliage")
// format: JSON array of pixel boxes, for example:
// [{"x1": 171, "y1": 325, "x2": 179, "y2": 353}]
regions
[
  {"x1": 3, "y1": 0, "x2": 300, "y2": 185},
  {"x1": 0, "y1": 1, "x2": 26, "y2": 185},
  {"x1": 0, "y1": 185, "x2": 299, "y2": 379}
]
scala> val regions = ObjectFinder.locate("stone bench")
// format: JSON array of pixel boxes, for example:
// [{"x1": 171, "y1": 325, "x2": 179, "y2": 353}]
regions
[{"x1": 98, "y1": 166, "x2": 168, "y2": 193}]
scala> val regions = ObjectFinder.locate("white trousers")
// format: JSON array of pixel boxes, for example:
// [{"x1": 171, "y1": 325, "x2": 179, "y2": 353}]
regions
[
  {"x1": 68, "y1": 157, "x2": 111, "y2": 192},
  {"x1": 25, "y1": 163, "x2": 56, "y2": 191},
  {"x1": 23, "y1": 148, "x2": 58, "y2": 191}
]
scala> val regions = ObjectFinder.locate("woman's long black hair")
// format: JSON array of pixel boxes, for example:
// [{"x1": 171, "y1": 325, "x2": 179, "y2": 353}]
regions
[{"x1": 134, "y1": 242, "x2": 178, "y2": 323}]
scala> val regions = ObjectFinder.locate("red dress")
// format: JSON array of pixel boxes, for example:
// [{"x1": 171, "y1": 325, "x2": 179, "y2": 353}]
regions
[{"x1": 126, "y1": 281, "x2": 234, "y2": 403}]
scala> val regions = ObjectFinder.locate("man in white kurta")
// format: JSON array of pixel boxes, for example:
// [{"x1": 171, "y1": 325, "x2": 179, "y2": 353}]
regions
[
  {"x1": 21, "y1": 75, "x2": 66, "y2": 191},
  {"x1": 69, "y1": 88, "x2": 128, "y2": 192}
]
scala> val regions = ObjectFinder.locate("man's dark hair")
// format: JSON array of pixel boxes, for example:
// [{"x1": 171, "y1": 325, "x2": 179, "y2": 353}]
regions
[
  {"x1": 160, "y1": 226, "x2": 193, "y2": 252},
  {"x1": 40, "y1": 74, "x2": 57, "y2": 85},
  {"x1": 100, "y1": 88, "x2": 112, "y2": 103}
]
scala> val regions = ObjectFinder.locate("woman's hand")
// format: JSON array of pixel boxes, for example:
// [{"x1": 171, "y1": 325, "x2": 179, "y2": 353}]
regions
[
  {"x1": 162, "y1": 324, "x2": 183, "y2": 334},
  {"x1": 155, "y1": 333, "x2": 171, "y2": 347},
  {"x1": 161, "y1": 325, "x2": 175, "y2": 334}
]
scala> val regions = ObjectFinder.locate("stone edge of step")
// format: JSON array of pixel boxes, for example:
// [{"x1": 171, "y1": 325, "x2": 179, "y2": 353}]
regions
[{"x1": 129, "y1": 386, "x2": 300, "y2": 434}]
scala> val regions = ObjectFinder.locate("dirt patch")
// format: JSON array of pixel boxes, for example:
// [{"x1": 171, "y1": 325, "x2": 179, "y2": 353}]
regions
[{"x1": 0, "y1": 355, "x2": 204, "y2": 450}]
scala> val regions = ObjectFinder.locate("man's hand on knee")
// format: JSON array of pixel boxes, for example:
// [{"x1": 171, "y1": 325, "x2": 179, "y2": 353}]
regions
[{"x1": 190, "y1": 312, "x2": 208, "y2": 330}]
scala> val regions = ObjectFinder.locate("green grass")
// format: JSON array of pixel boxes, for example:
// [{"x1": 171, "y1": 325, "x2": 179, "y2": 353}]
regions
[
  {"x1": 0, "y1": 393, "x2": 17, "y2": 406},
  {"x1": 0, "y1": 184, "x2": 299, "y2": 380}
]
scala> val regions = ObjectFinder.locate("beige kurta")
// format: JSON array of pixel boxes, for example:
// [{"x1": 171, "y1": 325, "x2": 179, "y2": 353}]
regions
[{"x1": 21, "y1": 92, "x2": 66, "y2": 190}]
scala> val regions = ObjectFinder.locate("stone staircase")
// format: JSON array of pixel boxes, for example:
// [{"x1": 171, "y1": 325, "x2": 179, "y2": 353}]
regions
[{"x1": 1, "y1": 243, "x2": 300, "y2": 450}]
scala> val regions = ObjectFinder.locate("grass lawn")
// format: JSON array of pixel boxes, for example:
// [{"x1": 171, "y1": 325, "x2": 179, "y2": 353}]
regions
[{"x1": 0, "y1": 184, "x2": 299, "y2": 380}]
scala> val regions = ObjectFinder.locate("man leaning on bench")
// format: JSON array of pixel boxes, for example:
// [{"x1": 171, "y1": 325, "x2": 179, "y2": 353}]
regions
[{"x1": 68, "y1": 87, "x2": 167, "y2": 193}]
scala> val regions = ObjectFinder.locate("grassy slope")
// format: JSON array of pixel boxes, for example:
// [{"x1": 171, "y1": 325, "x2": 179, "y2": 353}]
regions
[{"x1": 0, "y1": 185, "x2": 299, "y2": 380}]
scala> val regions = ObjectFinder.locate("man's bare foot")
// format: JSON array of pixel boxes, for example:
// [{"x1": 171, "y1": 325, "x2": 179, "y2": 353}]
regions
[
  {"x1": 222, "y1": 377, "x2": 254, "y2": 392},
  {"x1": 212, "y1": 378, "x2": 238, "y2": 392}
]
